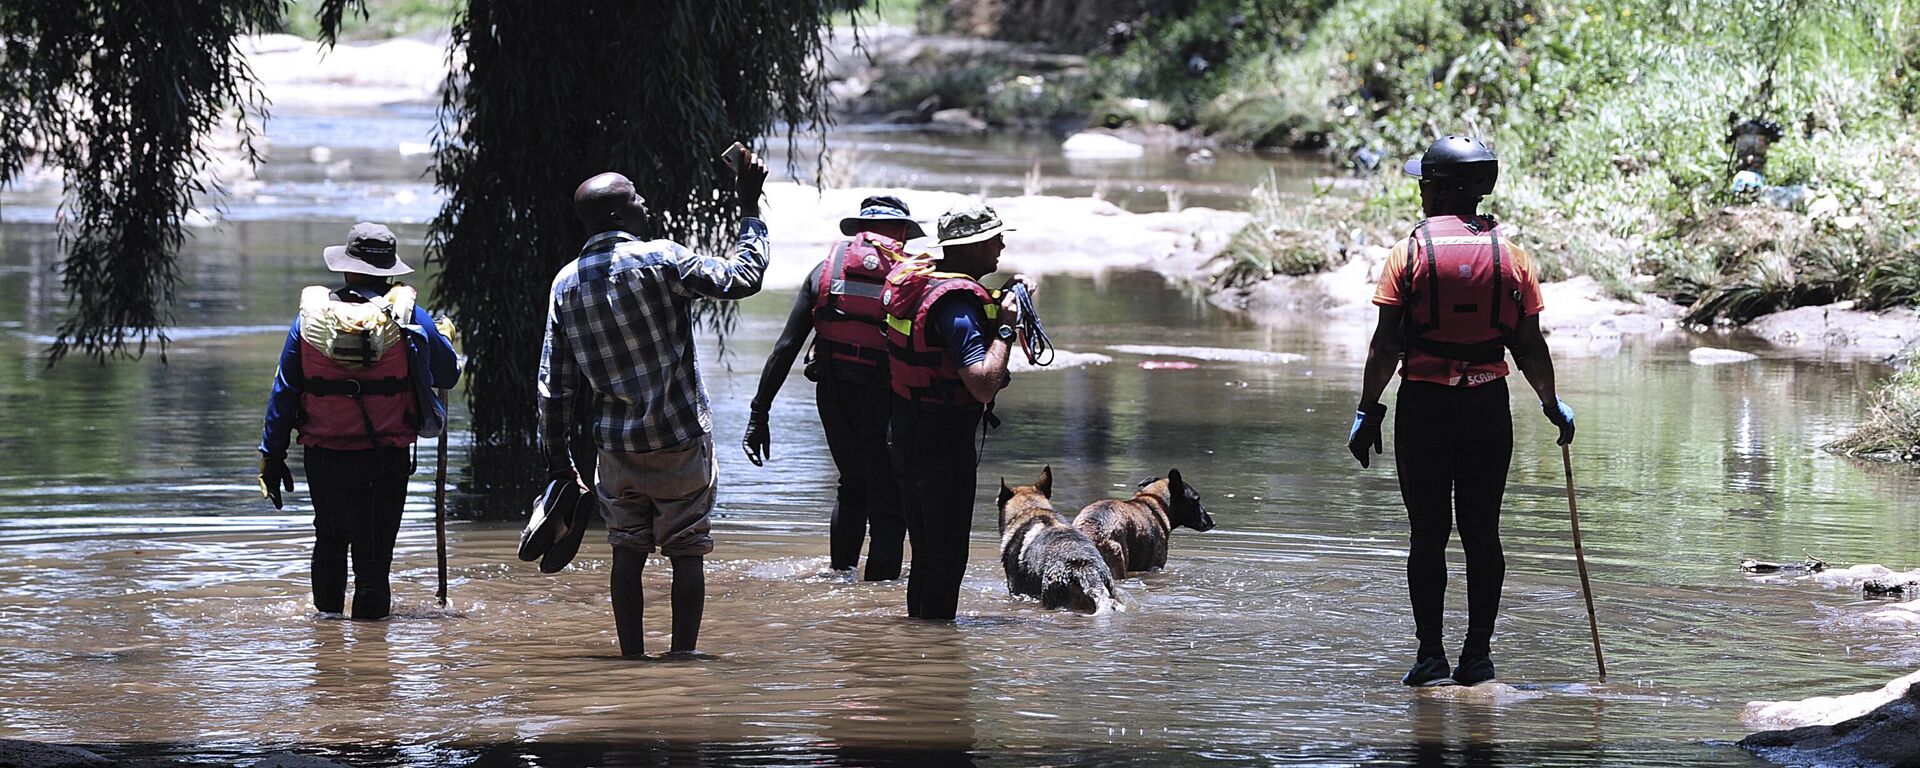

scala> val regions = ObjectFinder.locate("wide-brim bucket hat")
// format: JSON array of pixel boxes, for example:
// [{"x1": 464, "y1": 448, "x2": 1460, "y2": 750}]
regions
[
  {"x1": 839, "y1": 194, "x2": 927, "y2": 240},
  {"x1": 928, "y1": 201, "x2": 1016, "y2": 251},
  {"x1": 323, "y1": 221, "x2": 415, "y2": 277}
]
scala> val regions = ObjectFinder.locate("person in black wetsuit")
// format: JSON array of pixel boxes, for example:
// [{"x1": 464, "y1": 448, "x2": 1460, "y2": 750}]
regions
[
  {"x1": 744, "y1": 196, "x2": 922, "y2": 580},
  {"x1": 1346, "y1": 136, "x2": 1575, "y2": 687}
]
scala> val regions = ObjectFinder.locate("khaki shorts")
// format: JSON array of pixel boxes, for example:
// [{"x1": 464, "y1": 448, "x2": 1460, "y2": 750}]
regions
[{"x1": 594, "y1": 434, "x2": 717, "y2": 557}]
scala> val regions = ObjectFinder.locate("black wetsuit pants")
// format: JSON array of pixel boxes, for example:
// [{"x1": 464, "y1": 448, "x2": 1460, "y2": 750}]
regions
[
  {"x1": 888, "y1": 399, "x2": 983, "y2": 621},
  {"x1": 1394, "y1": 379, "x2": 1512, "y2": 662},
  {"x1": 818, "y1": 378, "x2": 906, "y2": 580},
  {"x1": 304, "y1": 445, "x2": 411, "y2": 620}
]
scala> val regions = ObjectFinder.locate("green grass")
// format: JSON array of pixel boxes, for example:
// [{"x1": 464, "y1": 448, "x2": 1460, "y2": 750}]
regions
[
  {"x1": 1827, "y1": 365, "x2": 1920, "y2": 460},
  {"x1": 1214, "y1": 174, "x2": 1354, "y2": 287},
  {"x1": 278, "y1": 0, "x2": 458, "y2": 41}
]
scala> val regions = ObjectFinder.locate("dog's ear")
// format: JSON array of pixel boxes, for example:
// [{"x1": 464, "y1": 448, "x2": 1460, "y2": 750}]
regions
[
  {"x1": 1137, "y1": 475, "x2": 1160, "y2": 489},
  {"x1": 1037, "y1": 465, "x2": 1053, "y2": 498},
  {"x1": 1167, "y1": 468, "x2": 1184, "y2": 493},
  {"x1": 997, "y1": 479, "x2": 1014, "y2": 509}
]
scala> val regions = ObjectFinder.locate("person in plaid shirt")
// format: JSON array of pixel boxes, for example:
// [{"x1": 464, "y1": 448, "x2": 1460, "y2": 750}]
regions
[{"x1": 538, "y1": 149, "x2": 770, "y2": 659}]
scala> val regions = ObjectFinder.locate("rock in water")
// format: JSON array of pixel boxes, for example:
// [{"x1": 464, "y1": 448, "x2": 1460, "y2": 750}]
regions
[
  {"x1": 1741, "y1": 681, "x2": 1920, "y2": 767},
  {"x1": 0, "y1": 740, "x2": 111, "y2": 768},
  {"x1": 1690, "y1": 347, "x2": 1759, "y2": 365},
  {"x1": 1061, "y1": 132, "x2": 1145, "y2": 159}
]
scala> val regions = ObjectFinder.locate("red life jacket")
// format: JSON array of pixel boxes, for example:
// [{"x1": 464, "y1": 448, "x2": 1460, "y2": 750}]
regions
[
  {"x1": 295, "y1": 286, "x2": 419, "y2": 450},
  {"x1": 881, "y1": 259, "x2": 998, "y2": 409},
  {"x1": 811, "y1": 232, "x2": 907, "y2": 376},
  {"x1": 1398, "y1": 215, "x2": 1528, "y2": 384}
]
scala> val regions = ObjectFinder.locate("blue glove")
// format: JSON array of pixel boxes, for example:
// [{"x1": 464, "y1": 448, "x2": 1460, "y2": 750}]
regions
[
  {"x1": 1543, "y1": 398, "x2": 1575, "y2": 446},
  {"x1": 1348, "y1": 403, "x2": 1387, "y2": 468}
]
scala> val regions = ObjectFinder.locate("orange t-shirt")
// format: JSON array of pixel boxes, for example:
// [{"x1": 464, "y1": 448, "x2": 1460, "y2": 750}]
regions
[{"x1": 1372, "y1": 234, "x2": 1545, "y2": 387}]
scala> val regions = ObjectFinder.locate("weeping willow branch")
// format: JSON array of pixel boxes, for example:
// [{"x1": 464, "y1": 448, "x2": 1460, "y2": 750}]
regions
[
  {"x1": 0, "y1": 0, "x2": 280, "y2": 364},
  {"x1": 428, "y1": 0, "x2": 848, "y2": 493}
]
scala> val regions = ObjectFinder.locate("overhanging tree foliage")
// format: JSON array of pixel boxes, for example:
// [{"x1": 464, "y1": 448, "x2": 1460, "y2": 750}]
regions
[
  {"x1": 6, "y1": 0, "x2": 849, "y2": 504},
  {"x1": 426, "y1": 1, "x2": 844, "y2": 498},
  {"x1": 0, "y1": 0, "x2": 279, "y2": 362}
]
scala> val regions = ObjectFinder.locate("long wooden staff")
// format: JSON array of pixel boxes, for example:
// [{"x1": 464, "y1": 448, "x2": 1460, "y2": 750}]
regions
[
  {"x1": 434, "y1": 389, "x2": 450, "y2": 608},
  {"x1": 1561, "y1": 443, "x2": 1606, "y2": 682}
]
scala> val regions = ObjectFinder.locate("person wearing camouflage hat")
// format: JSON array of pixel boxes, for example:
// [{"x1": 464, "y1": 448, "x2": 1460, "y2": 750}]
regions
[{"x1": 879, "y1": 201, "x2": 1036, "y2": 621}]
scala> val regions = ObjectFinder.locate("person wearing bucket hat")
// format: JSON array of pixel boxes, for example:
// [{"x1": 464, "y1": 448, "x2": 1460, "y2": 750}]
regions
[
  {"x1": 744, "y1": 195, "x2": 921, "y2": 580},
  {"x1": 539, "y1": 147, "x2": 771, "y2": 659},
  {"x1": 880, "y1": 201, "x2": 1035, "y2": 621},
  {"x1": 1348, "y1": 134, "x2": 1569, "y2": 687},
  {"x1": 256, "y1": 222, "x2": 460, "y2": 620}
]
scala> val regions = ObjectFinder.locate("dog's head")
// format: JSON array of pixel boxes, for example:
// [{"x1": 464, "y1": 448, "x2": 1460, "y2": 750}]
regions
[
  {"x1": 1141, "y1": 468, "x2": 1214, "y2": 532},
  {"x1": 997, "y1": 465, "x2": 1054, "y2": 529}
]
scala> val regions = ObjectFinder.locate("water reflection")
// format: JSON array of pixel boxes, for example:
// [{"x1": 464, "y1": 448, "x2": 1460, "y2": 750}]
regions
[{"x1": 3, "y1": 152, "x2": 1919, "y2": 765}]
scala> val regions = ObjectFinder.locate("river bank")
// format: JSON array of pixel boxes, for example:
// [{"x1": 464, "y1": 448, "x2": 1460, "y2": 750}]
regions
[{"x1": 155, "y1": 27, "x2": 1917, "y2": 369}]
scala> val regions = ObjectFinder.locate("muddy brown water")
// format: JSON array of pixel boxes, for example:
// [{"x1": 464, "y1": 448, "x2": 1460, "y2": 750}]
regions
[{"x1": 3, "y1": 109, "x2": 1919, "y2": 766}]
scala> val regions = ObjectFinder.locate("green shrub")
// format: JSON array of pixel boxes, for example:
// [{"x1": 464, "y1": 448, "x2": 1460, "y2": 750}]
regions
[
  {"x1": 1213, "y1": 173, "x2": 1356, "y2": 286},
  {"x1": 1094, "y1": 0, "x2": 1920, "y2": 313},
  {"x1": 1827, "y1": 365, "x2": 1920, "y2": 460}
]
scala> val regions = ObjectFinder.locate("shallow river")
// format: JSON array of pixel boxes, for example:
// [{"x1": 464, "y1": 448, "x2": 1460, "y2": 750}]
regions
[{"x1": 2, "y1": 107, "x2": 1918, "y2": 767}]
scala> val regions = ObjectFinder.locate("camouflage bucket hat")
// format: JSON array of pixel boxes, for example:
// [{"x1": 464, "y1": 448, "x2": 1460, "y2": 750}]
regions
[{"x1": 930, "y1": 201, "x2": 1016, "y2": 250}]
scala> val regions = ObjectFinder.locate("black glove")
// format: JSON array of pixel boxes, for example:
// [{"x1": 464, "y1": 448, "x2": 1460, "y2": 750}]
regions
[
  {"x1": 734, "y1": 146, "x2": 768, "y2": 212},
  {"x1": 744, "y1": 410, "x2": 771, "y2": 467},
  {"x1": 1543, "y1": 398, "x2": 1576, "y2": 446},
  {"x1": 258, "y1": 455, "x2": 294, "y2": 510},
  {"x1": 1348, "y1": 403, "x2": 1387, "y2": 468}
]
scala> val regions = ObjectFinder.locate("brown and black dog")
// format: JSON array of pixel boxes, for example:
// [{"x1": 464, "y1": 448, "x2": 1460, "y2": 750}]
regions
[
  {"x1": 1073, "y1": 469, "x2": 1215, "y2": 577},
  {"x1": 997, "y1": 466, "x2": 1123, "y2": 613}
]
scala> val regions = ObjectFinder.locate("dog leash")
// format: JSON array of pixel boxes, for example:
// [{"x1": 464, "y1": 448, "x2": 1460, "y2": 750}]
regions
[
  {"x1": 1009, "y1": 283, "x2": 1053, "y2": 367},
  {"x1": 976, "y1": 401, "x2": 1000, "y2": 469}
]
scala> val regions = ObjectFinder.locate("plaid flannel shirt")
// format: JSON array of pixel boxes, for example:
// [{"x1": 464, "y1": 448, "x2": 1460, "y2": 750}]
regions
[{"x1": 538, "y1": 219, "x2": 769, "y2": 459}]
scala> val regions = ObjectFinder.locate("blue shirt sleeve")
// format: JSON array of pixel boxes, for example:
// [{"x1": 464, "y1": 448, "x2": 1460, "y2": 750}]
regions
[
  {"x1": 412, "y1": 305, "x2": 460, "y2": 389},
  {"x1": 259, "y1": 319, "x2": 305, "y2": 458},
  {"x1": 930, "y1": 295, "x2": 990, "y2": 368}
]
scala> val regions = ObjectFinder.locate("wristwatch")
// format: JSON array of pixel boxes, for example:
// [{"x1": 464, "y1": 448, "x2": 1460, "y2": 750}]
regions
[{"x1": 996, "y1": 324, "x2": 1016, "y2": 343}]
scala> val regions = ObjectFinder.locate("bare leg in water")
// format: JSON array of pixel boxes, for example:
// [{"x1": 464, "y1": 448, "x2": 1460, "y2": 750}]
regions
[{"x1": 610, "y1": 549, "x2": 706, "y2": 657}]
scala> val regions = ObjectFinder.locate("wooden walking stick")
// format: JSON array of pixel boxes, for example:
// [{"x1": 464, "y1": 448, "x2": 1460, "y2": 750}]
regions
[
  {"x1": 1561, "y1": 443, "x2": 1606, "y2": 682},
  {"x1": 434, "y1": 389, "x2": 450, "y2": 608}
]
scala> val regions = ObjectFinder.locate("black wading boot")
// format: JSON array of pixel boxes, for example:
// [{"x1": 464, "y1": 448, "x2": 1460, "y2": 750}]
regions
[
  {"x1": 1452, "y1": 655, "x2": 1497, "y2": 686},
  {"x1": 1402, "y1": 655, "x2": 1457, "y2": 687}
]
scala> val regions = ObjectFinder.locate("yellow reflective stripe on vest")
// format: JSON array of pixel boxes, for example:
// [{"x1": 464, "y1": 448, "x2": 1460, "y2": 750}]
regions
[{"x1": 885, "y1": 300, "x2": 998, "y2": 337}]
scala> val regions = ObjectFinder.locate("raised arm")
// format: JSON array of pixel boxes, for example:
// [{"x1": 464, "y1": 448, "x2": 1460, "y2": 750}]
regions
[
  {"x1": 671, "y1": 219, "x2": 770, "y2": 300},
  {"x1": 673, "y1": 145, "x2": 772, "y2": 300},
  {"x1": 940, "y1": 291, "x2": 1023, "y2": 406}
]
